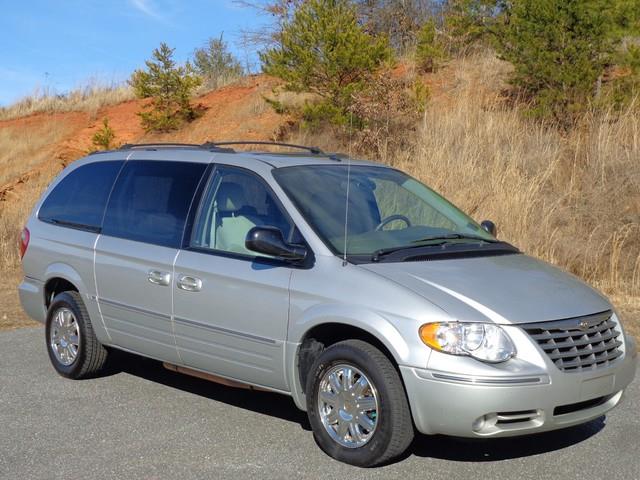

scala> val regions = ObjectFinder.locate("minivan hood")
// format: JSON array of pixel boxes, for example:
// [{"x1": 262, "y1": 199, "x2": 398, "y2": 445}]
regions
[{"x1": 360, "y1": 253, "x2": 611, "y2": 325}]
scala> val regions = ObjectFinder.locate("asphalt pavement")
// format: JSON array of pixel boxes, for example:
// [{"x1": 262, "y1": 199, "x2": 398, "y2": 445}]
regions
[{"x1": 1, "y1": 327, "x2": 638, "y2": 480}]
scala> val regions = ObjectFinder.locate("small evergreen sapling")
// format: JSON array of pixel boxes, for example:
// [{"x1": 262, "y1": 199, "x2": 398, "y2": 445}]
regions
[
  {"x1": 130, "y1": 43, "x2": 203, "y2": 132},
  {"x1": 91, "y1": 118, "x2": 116, "y2": 151}
]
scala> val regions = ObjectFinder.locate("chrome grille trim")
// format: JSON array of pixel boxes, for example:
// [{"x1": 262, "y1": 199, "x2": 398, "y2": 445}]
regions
[{"x1": 522, "y1": 310, "x2": 623, "y2": 372}]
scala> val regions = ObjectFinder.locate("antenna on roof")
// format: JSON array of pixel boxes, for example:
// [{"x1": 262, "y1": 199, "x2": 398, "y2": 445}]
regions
[{"x1": 342, "y1": 113, "x2": 354, "y2": 267}]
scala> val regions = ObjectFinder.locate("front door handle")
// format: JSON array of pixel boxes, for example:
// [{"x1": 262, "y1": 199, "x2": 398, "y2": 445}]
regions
[
  {"x1": 177, "y1": 275, "x2": 202, "y2": 292},
  {"x1": 148, "y1": 270, "x2": 171, "y2": 286}
]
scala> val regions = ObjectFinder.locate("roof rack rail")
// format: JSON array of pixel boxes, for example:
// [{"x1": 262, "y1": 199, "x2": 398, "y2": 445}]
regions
[
  {"x1": 202, "y1": 141, "x2": 324, "y2": 155},
  {"x1": 119, "y1": 142, "x2": 205, "y2": 149},
  {"x1": 119, "y1": 142, "x2": 234, "y2": 153}
]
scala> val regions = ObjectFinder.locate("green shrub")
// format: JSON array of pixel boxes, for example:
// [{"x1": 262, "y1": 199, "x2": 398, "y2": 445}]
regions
[
  {"x1": 130, "y1": 43, "x2": 203, "y2": 132},
  {"x1": 301, "y1": 101, "x2": 362, "y2": 131},
  {"x1": 411, "y1": 79, "x2": 431, "y2": 112},
  {"x1": 91, "y1": 118, "x2": 116, "y2": 150},
  {"x1": 603, "y1": 44, "x2": 640, "y2": 109},
  {"x1": 494, "y1": 0, "x2": 627, "y2": 124},
  {"x1": 260, "y1": 0, "x2": 392, "y2": 126},
  {"x1": 262, "y1": 96, "x2": 290, "y2": 115},
  {"x1": 444, "y1": 0, "x2": 505, "y2": 53},
  {"x1": 348, "y1": 70, "x2": 428, "y2": 155},
  {"x1": 193, "y1": 35, "x2": 244, "y2": 90},
  {"x1": 415, "y1": 20, "x2": 446, "y2": 73}
]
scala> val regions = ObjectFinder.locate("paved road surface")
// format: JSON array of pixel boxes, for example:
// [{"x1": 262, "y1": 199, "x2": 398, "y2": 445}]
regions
[{"x1": 1, "y1": 327, "x2": 638, "y2": 480}]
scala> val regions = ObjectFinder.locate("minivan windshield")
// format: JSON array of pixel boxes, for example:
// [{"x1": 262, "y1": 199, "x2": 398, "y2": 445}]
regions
[{"x1": 274, "y1": 165, "x2": 502, "y2": 260}]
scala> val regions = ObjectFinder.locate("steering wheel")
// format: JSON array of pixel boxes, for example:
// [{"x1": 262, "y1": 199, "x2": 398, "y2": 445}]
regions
[{"x1": 375, "y1": 214, "x2": 412, "y2": 231}]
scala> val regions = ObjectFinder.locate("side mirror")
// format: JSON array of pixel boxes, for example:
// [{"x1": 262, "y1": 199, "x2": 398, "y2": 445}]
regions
[
  {"x1": 481, "y1": 220, "x2": 497, "y2": 237},
  {"x1": 245, "y1": 226, "x2": 307, "y2": 261}
]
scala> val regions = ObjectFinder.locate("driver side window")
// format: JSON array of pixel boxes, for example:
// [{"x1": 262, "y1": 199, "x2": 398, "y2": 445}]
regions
[{"x1": 191, "y1": 166, "x2": 294, "y2": 257}]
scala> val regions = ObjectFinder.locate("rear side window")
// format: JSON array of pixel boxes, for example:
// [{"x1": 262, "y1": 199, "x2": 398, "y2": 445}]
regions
[
  {"x1": 102, "y1": 160, "x2": 206, "y2": 248},
  {"x1": 39, "y1": 160, "x2": 124, "y2": 232}
]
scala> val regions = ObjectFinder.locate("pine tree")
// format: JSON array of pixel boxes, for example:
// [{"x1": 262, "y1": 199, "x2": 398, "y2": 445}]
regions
[
  {"x1": 193, "y1": 35, "x2": 244, "y2": 90},
  {"x1": 260, "y1": 0, "x2": 391, "y2": 125},
  {"x1": 415, "y1": 20, "x2": 445, "y2": 73},
  {"x1": 130, "y1": 43, "x2": 203, "y2": 132},
  {"x1": 91, "y1": 118, "x2": 116, "y2": 150},
  {"x1": 443, "y1": 0, "x2": 505, "y2": 48},
  {"x1": 494, "y1": 0, "x2": 629, "y2": 123}
]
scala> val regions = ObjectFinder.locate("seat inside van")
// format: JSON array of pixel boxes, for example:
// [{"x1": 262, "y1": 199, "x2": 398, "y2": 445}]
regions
[{"x1": 211, "y1": 182, "x2": 261, "y2": 255}]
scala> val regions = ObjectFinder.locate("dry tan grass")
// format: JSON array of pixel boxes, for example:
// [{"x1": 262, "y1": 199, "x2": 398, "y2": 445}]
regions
[
  {"x1": 399, "y1": 54, "x2": 640, "y2": 300},
  {"x1": 0, "y1": 118, "x2": 71, "y2": 273},
  {"x1": 0, "y1": 174, "x2": 54, "y2": 269},
  {"x1": 0, "y1": 84, "x2": 134, "y2": 121},
  {"x1": 0, "y1": 122, "x2": 72, "y2": 186},
  {"x1": 195, "y1": 71, "x2": 246, "y2": 96}
]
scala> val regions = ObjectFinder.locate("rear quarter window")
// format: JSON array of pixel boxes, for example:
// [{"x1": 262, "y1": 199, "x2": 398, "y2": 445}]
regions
[
  {"x1": 38, "y1": 160, "x2": 124, "y2": 231},
  {"x1": 102, "y1": 160, "x2": 206, "y2": 248}
]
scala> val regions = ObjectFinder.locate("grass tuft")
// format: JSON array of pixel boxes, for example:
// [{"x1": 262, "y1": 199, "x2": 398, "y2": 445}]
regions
[{"x1": 0, "y1": 81, "x2": 134, "y2": 121}]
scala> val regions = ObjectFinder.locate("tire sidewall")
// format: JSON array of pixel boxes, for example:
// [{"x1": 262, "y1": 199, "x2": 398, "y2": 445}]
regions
[
  {"x1": 306, "y1": 343, "x2": 398, "y2": 467},
  {"x1": 45, "y1": 292, "x2": 87, "y2": 378}
]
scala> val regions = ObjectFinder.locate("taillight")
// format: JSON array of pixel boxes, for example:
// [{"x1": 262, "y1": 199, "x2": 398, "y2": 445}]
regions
[{"x1": 19, "y1": 227, "x2": 30, "y2": 259}]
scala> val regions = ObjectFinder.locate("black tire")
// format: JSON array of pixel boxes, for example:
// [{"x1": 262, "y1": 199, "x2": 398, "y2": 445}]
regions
[
  {"x1": 45, "y1": 291, "x2": 108, "y2": 379},
  {"x1": 305, "y1": 339, "x2": 414, "y2": 467}
]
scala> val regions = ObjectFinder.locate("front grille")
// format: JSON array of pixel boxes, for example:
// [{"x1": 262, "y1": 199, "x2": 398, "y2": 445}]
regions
[{"x1": 523, "y1": 311, "x2": 623, "y2": 372}]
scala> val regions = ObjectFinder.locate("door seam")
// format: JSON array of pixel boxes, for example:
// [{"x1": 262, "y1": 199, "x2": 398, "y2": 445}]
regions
[
  {"x1": 282, "y1": 269, "x2": 294, "y2": 391},
  {"x1": 171, "y1": 248, "x2": 184, "y2": 364},
  {"x1": 92, "y1": 233, "x2": 112, "y2": 342}
]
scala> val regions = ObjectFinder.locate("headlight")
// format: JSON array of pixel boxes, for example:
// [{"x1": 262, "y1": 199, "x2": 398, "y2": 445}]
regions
[{"x1": 419, "y1": 322, "x2": 516, "y2": 363}]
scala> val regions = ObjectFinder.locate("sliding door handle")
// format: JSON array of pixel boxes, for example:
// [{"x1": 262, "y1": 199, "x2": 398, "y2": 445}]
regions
[
  {"x1": 148, "y1": 270, "x2": 171, "y2": 286},
  {"x1": 177, "y1": 275, "x2": 202, "y2": 292}
]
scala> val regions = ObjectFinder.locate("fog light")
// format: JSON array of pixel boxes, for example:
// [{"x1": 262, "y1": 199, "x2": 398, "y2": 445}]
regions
[{"x1": 472, "y1": 415, "x2": 486, "y2": 432}]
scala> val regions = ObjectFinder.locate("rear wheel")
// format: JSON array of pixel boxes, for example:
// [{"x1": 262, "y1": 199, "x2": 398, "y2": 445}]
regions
[
  {"x1": 306, "y1": 339, "x2": 414, "y2": 467},
  {"x1": 45, "y1": 291, "x2": 108, "y2": 379}
]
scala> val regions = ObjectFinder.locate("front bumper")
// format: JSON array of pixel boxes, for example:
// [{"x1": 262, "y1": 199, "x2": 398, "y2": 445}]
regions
[{"x1": 401, "y1": 335, "x2": 637, "y2": 437}]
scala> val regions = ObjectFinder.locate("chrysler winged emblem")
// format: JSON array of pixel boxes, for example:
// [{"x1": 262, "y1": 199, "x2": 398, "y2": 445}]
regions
[{"x1": 578, "y1": 320, "x2": 590, "y2": 331}]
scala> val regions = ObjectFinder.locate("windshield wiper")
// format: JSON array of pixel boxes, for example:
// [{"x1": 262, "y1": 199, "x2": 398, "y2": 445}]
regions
[
  {"x1": 372, "y1": 241, "x2": 450, "y2": 262},
  {"x1": 371, "y1": 234, "x2": 498, "y2": 262},
  {"x1": 48, "y1": 218, "x2": 101, "y2": 233},
  {"x1": 411, "y1": 233, "x2": 498, "y2": 244}
]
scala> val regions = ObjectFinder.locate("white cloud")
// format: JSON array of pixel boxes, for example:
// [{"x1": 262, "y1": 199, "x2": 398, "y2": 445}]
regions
[{"x1": 129, "y1": 0, "x2": 162, "y2": 20}]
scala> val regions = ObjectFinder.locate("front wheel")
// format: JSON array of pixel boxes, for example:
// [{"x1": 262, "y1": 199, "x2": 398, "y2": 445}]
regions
[{"x1": 305, "y1": 340, "x2": 414, "y2": 467}]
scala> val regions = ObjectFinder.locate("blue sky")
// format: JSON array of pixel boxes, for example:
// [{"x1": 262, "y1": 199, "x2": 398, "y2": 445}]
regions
[{"x1": 0, "y1": 0, "x2": 268, "y2": 106}]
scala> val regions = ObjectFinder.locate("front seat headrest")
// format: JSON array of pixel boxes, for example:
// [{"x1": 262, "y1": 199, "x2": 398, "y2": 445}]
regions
[{"x1": 216, "y1": 183, "x2": 247, "y2": 213}]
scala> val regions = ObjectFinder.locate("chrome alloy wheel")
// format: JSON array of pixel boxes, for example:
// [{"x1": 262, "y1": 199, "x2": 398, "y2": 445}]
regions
[
  {"x1": 50, "y1": 307, "x2": 80, "y2": 366},
  {"x1": 317, "y1": 364, "x2": 379, "y2": 448}
]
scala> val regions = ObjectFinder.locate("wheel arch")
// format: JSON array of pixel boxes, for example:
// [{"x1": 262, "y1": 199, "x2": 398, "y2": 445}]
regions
[
  {"x1": 43, "y1": 263, "x2": 88, "y2": 308},
  {"x1": 297, "y1": 322, "x2": 401, "y2": 392}
]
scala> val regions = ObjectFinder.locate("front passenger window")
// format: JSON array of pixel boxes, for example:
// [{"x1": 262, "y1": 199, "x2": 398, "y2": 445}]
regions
[{"x1": 191, "y1": 167, "x2": 294, "y2": 257}]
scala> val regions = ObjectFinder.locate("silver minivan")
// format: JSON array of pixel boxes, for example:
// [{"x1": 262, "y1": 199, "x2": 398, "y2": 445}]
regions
[{"x1": 19, "y1": 142, "x2": 637, "y2": 466}]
